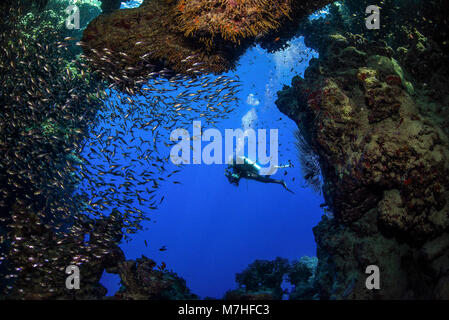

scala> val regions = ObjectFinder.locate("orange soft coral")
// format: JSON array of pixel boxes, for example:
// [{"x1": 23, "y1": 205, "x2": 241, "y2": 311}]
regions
[{"x1": 174, "y1": 0, "x2": 293, "y2": 44}]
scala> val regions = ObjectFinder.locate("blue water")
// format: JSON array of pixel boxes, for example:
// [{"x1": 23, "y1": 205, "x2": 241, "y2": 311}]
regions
[
  {"x1": 91, "y1": 1, "x2": 330, "y2": 299},
  {"x1": 94, "y1": 36, "x2": 324, "y2": 298}
]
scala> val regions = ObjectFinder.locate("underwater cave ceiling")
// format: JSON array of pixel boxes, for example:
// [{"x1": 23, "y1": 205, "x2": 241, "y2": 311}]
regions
[{"x1": 81, "y1": 0, "x2": 333, "y2": 76}]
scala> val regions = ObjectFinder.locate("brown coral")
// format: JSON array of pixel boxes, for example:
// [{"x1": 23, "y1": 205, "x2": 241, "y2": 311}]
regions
[
  {"x1": 82, "y1": 0, "x2": 333, "y2": 76},
  {"x1": 82, "y1": 0, "x2": 233, "y2": 76}
]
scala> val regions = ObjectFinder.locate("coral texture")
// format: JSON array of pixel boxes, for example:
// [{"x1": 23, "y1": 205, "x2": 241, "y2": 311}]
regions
[
  {"x1": 276, "y1": 1, "x2": 449, "y2": 299},
  {"x1": 224, "y1": 257, "x2": 318, "y2": 300},
  {"x1": 82, "y1": 0, "x2": 233, "y2": 75},
  {"x1": 111, "y1": 256, "x2": 198, "y2": 300},
  {"x1": 175, "y1": 0, "x2": 294, "y2": 44},
  {"x1": 81, "y1": 0, "x2": 333, "y2": 75}
]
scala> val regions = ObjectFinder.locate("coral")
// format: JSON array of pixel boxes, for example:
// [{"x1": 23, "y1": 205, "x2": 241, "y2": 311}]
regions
[
  {"x1": 112, "y1": 256, "x2": 198, "y2": 300},
  {"x1": 0, "y1": 0, "x2": 49, "y2": 17},
  {"x1": 82, "y1": 0, "x2": 233, "y2": 75},
  {"x1": 81, "y1": 0, "x2": 334, "y2": 76},
  {"x1": 295, "y1": 129, "x2": 322, "y2": 193},
  {"x1": 0, "y1": 2, "x2": 119, "y2": 299},
  {"x1": 3, "y1": 212, "x2": 125, "y2": 299},
  {"x1": 276, "y1": 1, "x2": 449, "y2": 299},
  {"x1": 223, "y1": 288, "x2": 276, "y2": 300},
  {"x1": 174, "y1": 0, "x2": 294, "y2": 44},
  {"x1": 288, "y1": 256, "x2": 318, "y2": 300},
  {"x1": 4, "y1": 0, "x2": 449, "y2": 301},
  {"x1": 313, "y1": 210, "x2": 413, "y2": 299},
  {"x1": 225, "y1": 257, "x2": 290, "y2": 300},
  {"x1": 224, "y1": 256, "x2": 319, "y2": 300}
]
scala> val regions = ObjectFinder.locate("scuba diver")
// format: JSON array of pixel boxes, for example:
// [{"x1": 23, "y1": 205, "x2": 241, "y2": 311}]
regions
[{"x1": 224, "y1": 155, "x2": 294, "y2": 193}]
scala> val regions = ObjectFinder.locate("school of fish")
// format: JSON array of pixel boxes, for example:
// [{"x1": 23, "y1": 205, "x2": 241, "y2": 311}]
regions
[{"x1": 0, "y1": 6, "x2": 240, "y2": 297}]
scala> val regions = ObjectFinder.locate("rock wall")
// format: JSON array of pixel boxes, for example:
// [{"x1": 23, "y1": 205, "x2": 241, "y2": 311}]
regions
[
  {"x1": 276, "y1": 1, "x2": 449, "y2": 299},
  {"x1": 81, "y1": 0, "x2": 333, "y2": 75}
]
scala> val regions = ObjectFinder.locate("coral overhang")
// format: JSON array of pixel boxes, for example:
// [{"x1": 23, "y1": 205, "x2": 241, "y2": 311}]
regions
[{"x1": 81, "y1": 0, "x2": 333, "y2": 75}]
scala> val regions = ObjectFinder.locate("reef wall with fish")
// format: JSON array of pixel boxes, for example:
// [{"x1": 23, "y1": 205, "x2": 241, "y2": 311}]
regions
[
  {"x1": 0, "y1": 0, "x2": 236, "y2": 299},
  {"x1": 276, "y1": 0, "x2": 449, "y2": 299},
  {"x1": 0, "y1": 0, "x2": 122, "y2": 298}
]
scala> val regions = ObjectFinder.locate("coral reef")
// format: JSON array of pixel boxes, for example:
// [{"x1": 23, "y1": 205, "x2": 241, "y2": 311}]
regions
[
  {"x1": 0, "y1": 2, "x2": 109, "y2": 298},
  {"x1": 4, "y1": 0, "x2": 449, "y2": 301},
  {"x1": 0, "y1": 1, "x2": 140, "y2": 299},
  {"x1": 175, "y1": 0, "x2": 294, "y2": 44},
  {"x1": 276, "y1": 1, "x2": 449, "y2": 299},
  {"x1": 0, "y1": 0, "x2": 49, "y2": 16},
  {"x1": 81, "y1": 0, "x2": 333, "y2": 75},
  {"x1": 3, "y1": 212, "x2": 125, "y2": 299},
  {"x1": 82, "y1": 0, "x2": 238, "y2": 76},
  {"x1": 111, "y1": 256, "x2": 198, "y2": 300},
  {"x1": 233, "y1": 257, "x2": 290, "y2": 300},
  {"x1": 295, "y1": 129, "x2": 322, "y2": 193},
  {"x1": 288, "y1": 256, "x2": 318, "y2": 300},
  {"x1": 224, "y1": 257, "x2": 319, "y2": 300}
]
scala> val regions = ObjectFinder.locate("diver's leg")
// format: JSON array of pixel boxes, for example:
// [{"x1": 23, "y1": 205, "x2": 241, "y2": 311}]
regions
[
  {"x1": 279, "y1": 180, "x2": 295, "y2": 194},
  {"x1": 246, "y1": 173, "x2": 294, "y2": 193}
]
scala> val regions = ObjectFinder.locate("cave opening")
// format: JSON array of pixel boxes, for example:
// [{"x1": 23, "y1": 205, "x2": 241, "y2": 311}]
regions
[{"x1": 88, "y1": 1, "x2": 330, "y2": 299}]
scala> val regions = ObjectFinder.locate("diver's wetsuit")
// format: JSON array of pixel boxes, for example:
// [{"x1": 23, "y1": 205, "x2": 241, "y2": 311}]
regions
[
  {"x1": 225, "y1": 156, "x2": 294, "y2": 193},
  {"x1": 244, "y1": 171, "x2": 292, "y2": 192}
]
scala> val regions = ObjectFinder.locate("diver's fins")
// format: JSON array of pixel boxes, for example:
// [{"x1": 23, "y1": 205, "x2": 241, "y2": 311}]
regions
[{"x1": 282, "y1": 181, "x2": 295, "y2": 194}]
